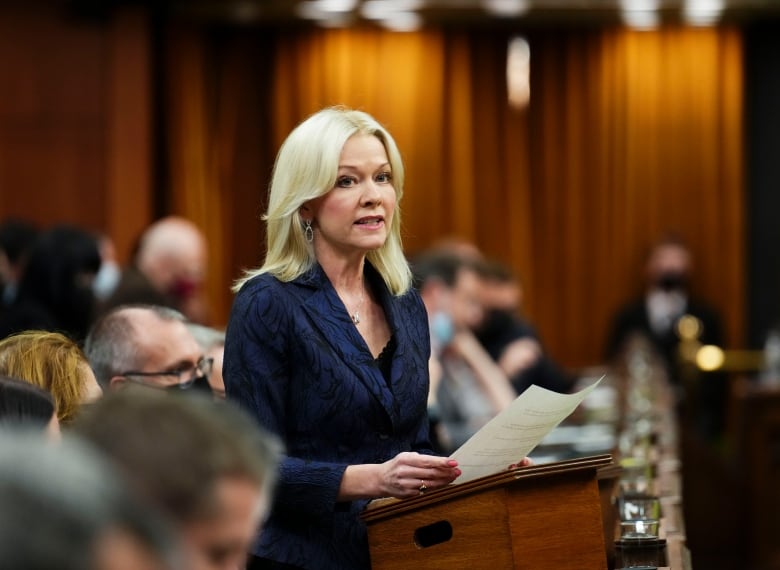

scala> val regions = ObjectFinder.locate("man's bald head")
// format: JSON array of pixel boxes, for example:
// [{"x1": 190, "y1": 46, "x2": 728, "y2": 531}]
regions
[{"x1": 135, "y1": 217, "x2": 207, "y2": 308}]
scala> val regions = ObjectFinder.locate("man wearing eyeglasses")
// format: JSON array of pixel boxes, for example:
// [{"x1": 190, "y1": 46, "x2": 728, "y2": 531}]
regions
[{"x1": 84, "y1": 304, "x2": 215, "y2": 394}]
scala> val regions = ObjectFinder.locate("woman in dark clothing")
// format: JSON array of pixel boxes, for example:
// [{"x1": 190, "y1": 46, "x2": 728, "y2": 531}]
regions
[{"x1": 224, "y1": 107, "x2": 463, "y2": 570}]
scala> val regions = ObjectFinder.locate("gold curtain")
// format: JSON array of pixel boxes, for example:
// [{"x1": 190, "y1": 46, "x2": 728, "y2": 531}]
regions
[
  {"x1": 164, "y1": 24, "x2": 743, "y2": 368},
  {"x1": 526, "y1": 27, "x2": 744, "y2": 367},
  {"x1": 165, "y1": 27, "x2": 272, "y2": 326}
]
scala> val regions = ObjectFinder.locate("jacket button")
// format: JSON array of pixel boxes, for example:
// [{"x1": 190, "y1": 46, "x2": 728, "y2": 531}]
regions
[{"x1": 378, "y1": 433, "x2": 390, "y2": 440}]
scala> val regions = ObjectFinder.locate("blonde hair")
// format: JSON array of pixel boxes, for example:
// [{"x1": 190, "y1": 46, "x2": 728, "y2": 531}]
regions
[
  {"x1": 0, "y1": 331, "x2": 92, "y2": 424},
  {"x1": 233, "y1": 106, "x2": 412, "y2": 295}
]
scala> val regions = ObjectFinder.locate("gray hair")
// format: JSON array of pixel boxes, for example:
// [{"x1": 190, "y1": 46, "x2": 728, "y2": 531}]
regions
[
  {"x1": 186, "y1": 323, "x2": 226, "y2": 352},
  {"x1": 0, "y1": 429, "x2": 179, "y2": 569},
  {"x1": 72, "y1": 387, "x2": 282, "y2": 525},
  {"x1": 84, "y1": 304, "x2": 188, "y2": 389}
]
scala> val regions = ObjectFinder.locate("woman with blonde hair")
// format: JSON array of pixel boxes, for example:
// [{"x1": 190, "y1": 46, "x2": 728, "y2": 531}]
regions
[
  {"x1": 224, "y1": 107, "x2": 468, "y2": 569},
  {"x1": 0, "y1": 330, "x2": 101, "y2": 424}
]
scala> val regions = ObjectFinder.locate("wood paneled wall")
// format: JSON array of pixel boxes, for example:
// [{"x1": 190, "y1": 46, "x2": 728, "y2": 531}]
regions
[{"x1": 0, "y1": 3, "x2": 152, "y2": 264}]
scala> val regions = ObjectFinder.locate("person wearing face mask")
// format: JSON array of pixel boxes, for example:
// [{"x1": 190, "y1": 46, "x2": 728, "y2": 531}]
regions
[
  {"x1": 0, "y1": 225, "x2": 102, "y2": 342},
  {"x1": 605, "y1": 235, "x2": 726, "y2": 437},
  {"x1": 92, "y1": 233, "x2": 122, "y2": 303},
  {"x1": 98, "y1": 217, "x2": 209, "y2": 324},
  {"x1": 84, "y1": 304, "x2": 214, "y2": 395},
  {"x1": 606, "y1": 236, "x2": 723, "y2": 377},
  {"x1": 412, "y1": 251, "x2": 518, "y2": 454}
]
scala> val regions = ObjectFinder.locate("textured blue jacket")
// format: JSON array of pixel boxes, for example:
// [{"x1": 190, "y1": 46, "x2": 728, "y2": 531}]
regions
[{"x1": 224, "y1": 262, "x2": 434, "y2": 569}]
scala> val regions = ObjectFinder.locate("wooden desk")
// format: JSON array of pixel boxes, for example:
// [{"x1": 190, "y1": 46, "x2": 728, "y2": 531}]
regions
[
  {"x1": 728, "y1": 379, "x2": 780, "y2": 569},
  {"x1": 363, "y1": 455, "x2": 613, "y2": 570}
]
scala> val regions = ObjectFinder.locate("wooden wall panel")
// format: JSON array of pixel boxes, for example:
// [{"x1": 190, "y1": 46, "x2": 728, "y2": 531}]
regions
[
  {"x1": 0, "y1": 3, "x2": 152, "y2": 265},
  {"x1": 0, "y1": 4, "x2": 107, "y2": 230}
]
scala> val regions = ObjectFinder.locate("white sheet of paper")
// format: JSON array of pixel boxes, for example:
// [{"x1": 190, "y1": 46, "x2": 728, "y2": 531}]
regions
[{"x1": 450, "y1": 376, "x2": 604, "y2": 483}]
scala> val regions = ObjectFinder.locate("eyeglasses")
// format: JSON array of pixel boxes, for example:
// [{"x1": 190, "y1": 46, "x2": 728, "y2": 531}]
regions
[{"x1": 121, "y1": 357, "x2": 214, "y2": 390}]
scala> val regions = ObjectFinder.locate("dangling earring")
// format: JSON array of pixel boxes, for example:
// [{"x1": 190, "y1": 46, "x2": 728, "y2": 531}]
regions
[{"x1": 303, "y1": 219, "x2": 314, "y2": 243}]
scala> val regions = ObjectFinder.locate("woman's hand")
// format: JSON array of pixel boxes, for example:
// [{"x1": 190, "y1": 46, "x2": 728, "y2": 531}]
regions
[
  {"x1": 508, "y1": 457, "x2": 534, "y2": 469},
  {"x1": 378, "y1": 451, "x2": 461, "y2": 499},
  {"x1": 339, "y1": 452, "x2": 461, "y2": 501}
]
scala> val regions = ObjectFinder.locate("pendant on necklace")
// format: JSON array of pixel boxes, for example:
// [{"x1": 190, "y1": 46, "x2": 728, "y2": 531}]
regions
[{"x1": 351, "y1": 312, "x2": 360, "y2": 325}]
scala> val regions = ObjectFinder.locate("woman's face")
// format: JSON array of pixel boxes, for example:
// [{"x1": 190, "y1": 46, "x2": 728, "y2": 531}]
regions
[{"x1": 305, "y1": 134, "x2": 396, "y2": 261}]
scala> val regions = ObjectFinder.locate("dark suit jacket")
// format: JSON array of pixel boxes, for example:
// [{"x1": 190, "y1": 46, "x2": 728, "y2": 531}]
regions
[
  {"x1": 605, "y1": 295, "x2": 724, "y2": 387},
  {"x1": 605, "y1": 294, "x2": 727, "y2": 439},
  {"x1": 224, "y1": 262, "x2": 434, "y2": 570}
]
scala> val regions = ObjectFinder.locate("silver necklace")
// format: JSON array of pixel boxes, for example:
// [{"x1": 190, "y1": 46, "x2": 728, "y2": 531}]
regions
[{"x1": 349, "y1": 289, "x2": 365, "y2": 325}]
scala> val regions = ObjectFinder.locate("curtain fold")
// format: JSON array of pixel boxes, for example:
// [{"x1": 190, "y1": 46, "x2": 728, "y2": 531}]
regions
[{"x1": 527, "y1": 27, "x2": 744, "y2": 366}]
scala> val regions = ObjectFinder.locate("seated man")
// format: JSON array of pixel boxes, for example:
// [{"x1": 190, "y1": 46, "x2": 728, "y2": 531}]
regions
[
  {"x1": 84, "y1": 304, "x2": 213, "y2": 394},
  {"x1": 72, "y1": 387, "x2": 281, "y2": 570},
  {"x1": 100, "y1": 216, "x2": 209, "y2": 323},
  {"x1": 605, "y1": 235, "x2": 726, "y2": 438},
  {"x1": 426, "y1": 237, "x2": 573, "y2": 396},
  {"x1": 412, "y1": 251, "x2": 516, "y2": 453},
  {"x1": 474, "y1": 258, "x2": 574, "y2": 396},
  {"x1": 606, "y1": 235, "x2": 723, "y2": 371}
]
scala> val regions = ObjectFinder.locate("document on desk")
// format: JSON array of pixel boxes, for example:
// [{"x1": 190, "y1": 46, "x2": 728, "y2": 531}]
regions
[{"x1": 451, "y1": 376, "x2": 604, "y2": 483}]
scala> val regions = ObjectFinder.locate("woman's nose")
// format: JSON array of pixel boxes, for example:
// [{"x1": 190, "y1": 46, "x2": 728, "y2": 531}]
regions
[{"x1": 361, "y1": 181, "x2": 383, "y2": 206}]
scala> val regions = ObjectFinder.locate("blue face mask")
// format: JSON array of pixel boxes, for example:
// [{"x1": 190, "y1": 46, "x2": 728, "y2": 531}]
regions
[
  {"x1": 431, "y1": 311, "x2": 454, "y2": 347},
  {"x1": 92, "y1": 261, "x2": 121, "y2": 301}
]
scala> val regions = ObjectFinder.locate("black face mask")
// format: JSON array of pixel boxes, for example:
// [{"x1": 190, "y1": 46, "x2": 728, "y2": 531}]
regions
[
  {"x1": 655, "y1": 271, "x2": 688, "y2": 292},
  {"x1": 164, "y1": 374, "x2": 213, "y2": 394}
]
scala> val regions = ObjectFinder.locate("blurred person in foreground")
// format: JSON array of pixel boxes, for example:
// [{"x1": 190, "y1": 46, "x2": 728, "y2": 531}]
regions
[
  {"x1": 73, "y1": 386, "x2": 281, "y2": 570},
  {"x1": 0, "y1": 374, "x2": 60, "y2": 439},
  {"x1": 224, "y1": 107, "x2": 479, "y2": 570},
  {"x1": 187, "y1": 322, "x2": 227, "y2": 398},
  {"x1": 0, "y1": 429, "x2": 179, "y2": 570},
  {"x1": 100, "y1": 216, "x2": 209, "y2": 323},
  {"x1": 0, "y1": 330, "x2": 102, "y2": 424},
  {"x1": 85, "y1": 304, "x2": 213, "y2": 395},
  {"x1": 0, "y1": 224, "x2": 102, "y2": 341}
]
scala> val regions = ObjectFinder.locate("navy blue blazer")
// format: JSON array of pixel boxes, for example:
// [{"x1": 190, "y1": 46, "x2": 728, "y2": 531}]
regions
[{"x1": 224, "y1": 262, "x2": 434, "y2": 569}]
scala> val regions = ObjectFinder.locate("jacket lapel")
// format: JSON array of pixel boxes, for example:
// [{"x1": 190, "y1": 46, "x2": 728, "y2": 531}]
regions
[{"x1": 297, "y1": 264, "x2": 399, "y2": 424}]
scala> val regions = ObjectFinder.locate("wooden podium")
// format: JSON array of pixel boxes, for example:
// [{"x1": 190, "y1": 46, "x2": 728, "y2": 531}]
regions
[{"x1": 362, "y1": 454, "x2": 613, "y2": 570}]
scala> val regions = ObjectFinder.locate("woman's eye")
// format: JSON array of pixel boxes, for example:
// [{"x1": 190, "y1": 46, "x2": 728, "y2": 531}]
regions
[
  {"x1": 376, "y1": 172, "x2": 392, "y2": 183},
  {"x1": 336, "y1": 176, "x2": 356, "y2": 188}
]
